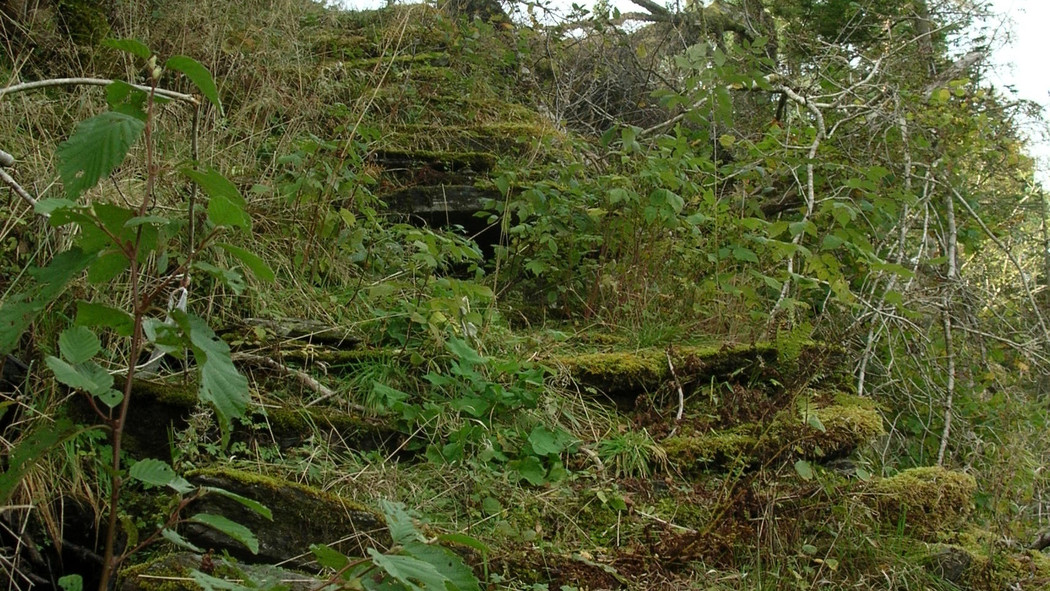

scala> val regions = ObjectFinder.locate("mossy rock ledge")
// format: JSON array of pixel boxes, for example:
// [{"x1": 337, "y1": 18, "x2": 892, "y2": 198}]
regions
[
  {"x1": 867, "y1": 466, "x2": 976, "y2": 539},
  {"x1": 182, "y1": 468, "x2": 389, "y2": 570},
  {"x1": 119, "y1": 552, "x2": 322, "y2": 591},
  {"x1": 663, "y1": 393, "x2": 884, "y2": 473}
]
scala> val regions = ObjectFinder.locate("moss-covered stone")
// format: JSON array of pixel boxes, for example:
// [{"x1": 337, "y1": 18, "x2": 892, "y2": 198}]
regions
[
  {"x1": 183, "y1": 468, "x2": 388, "y2": 569},
  {"x1": 869, "y1": 466, "x2": 976, "y2": 539},
  {"x1": 757, "y1": 393, "x2": 884, "y2": 463},
  {"x1": 663, "y1": 427, "x2": 758, "y2": 471}
]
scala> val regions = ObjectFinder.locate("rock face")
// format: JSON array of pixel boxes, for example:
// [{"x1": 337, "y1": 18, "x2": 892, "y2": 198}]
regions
[{"x1": 183, "y1": 469, "x2": 389, "y2": 570}]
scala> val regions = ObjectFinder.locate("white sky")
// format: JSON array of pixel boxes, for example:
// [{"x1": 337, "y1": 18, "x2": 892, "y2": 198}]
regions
[{"x1": 333, "y1": 0, "x2": 1049, "y2": 183}]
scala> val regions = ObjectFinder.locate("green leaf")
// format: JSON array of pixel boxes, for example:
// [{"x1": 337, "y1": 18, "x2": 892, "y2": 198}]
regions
[
  {"x1": 58, "y1": 575, "x2": 82, "y2": 591},
  {"x1": 215, "y1": 243, "x2": 275, "y2": 282},
  {"x1": 181, "y1": 167, "x2": 244, "y2": 206},
  {"x1": 57, "y1": 111, "x2": 144, "y2": 200},
  {"x1": 794, "y1": 459, "x2": 814, "y2": 481},
  {"x1": 161, "y1": 528, "x2": 203, "y2": 552},
  {"x1": 528, "y1": 425, "x2": 573, "y2": 456},
  {"x1": 805, "y1": 412, "x2": 826, "y2": 433},
  {"x1": 380, "y1": 500, "x2": 425, "y2": 546},
  {"x1": 76, "y1": 302, "x2": 134, "y2": 336},
  {"x1": 509, "y1": 456, "x2": 547, "y2": 486},
  {"x1": 87, "y1": 251, "x2": 129, "y2": 284},
  {"x1": 310, "y1": 543, "x2": 350, "y2": 571},
  {"x1": 180, "y1": 312, "x2": 249, "y2": 447},
  {"x1": 0, "y1": 419, "x2": 80, "y2": 504},
  {"x1": 129, "y1": 459, "x2": 194, "y2": 494},
  {"x1": 188, "y1": 514, "x2": 259, "y2": 554},
  {"x1": 58, "y1": 326, "x2": 100, "y2": 364},
  {"x1": 732, "y1": 246, "x2": 759, "y2": 263},
  {"x1": 45, "y1": 357, "x2": 117, "y2": 402},
  {"x1": 403, "y1": 541, "x2": 481, "y2": 591},
  {"x1": 206, "y1": 195, "x2": 251, "y2": 231},
  {"x1": 103, "y1": 38, "x2": 152, "y2": 59},
  {"x1": 190, "y1": 570, "x2": 252, "y2": 591},
  {"x1": 436, "y1": 532, "x2": 490, "y2": 555},
  {"x1": 0, "y1": 249, "x2": 94, "y2": 355},
  {"x1": 204, "y1": 487, "x2": 272, "y2": 520},
  {"x1": 367, "y1": 549, "x2": 449, "y2": 591},
  {"x1": 166, "y1": 55, "x2": 222, "y2": 114}
]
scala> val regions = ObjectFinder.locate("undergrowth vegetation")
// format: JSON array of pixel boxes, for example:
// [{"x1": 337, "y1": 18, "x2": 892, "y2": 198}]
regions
[{"x1": 2, "y1": 0, "x2": 1050, "y2": 590}]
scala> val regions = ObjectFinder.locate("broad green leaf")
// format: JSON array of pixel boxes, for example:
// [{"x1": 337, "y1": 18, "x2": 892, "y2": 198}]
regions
[
  {"x1": 46, "y1": 357, "x2": 112, "y2": 396},
  {"x1": 310, "y1": 543, "x2": 350, "y2": 571},
  {"x1": 528, "y1": 425, "x2": 573, "y2": 456},
  {"x1": 34, "y1": 198, "x2": 79, "y2": 216},
  {"x1": 215, "y1": 243, "x2": 275, "y2": 282},
  {"x1": 403, "y1": 541, "x2": 481, "y2": 591},
  {"x1": 794, "y1": 459, "x2": 814, "y2": 481},
  {"x1": 206, "y1": 195, "x2": 251, "y2": 231},
  {"x1": 180, "y1": 312, "x2": 249, "y2": 446},
  {"x1": 166, "y1": 55, "x2": 223, "y2": 114},
  {"x1": 801, "y1": 544, "x2": 817, "y2": 555},
  {"x1": 509, "y1": 456, "x2": 546, "y2": 486},
  {"x1": 188, "y1": 514, "x2": 259, "y2": 554},
  {"x1": 103, "y1": 38, "x2": 152, "y2": 59},
  {"x1": 76, "y1": 302, "x2": 134, "y2": 336},
  {"x1": 129, "y1": 459, "x2": 194, "y2": 494},
  {"x1": 180, "y1": 167, "x2": 244, "y2": 206},
  {"x1": 0, "y1": 419, "x2": 80, "y2": 504},
  {"x1": 367, "y1": 549, "x2": 449, "y2": 591},
  {"x1": 58, "y1": 575, "x2": 83, "y2": 591},
  {"x1": 58, "y1": 326, "x2": 100, "y2": 364},
  {"x1": 732, "y1": 246, "x2": 759, "y2": 263},
  {"x1": 87, "y1": 251, "x2": 129, "y2": 284},
  {"x1": 57, "y1": 111, "x2": 144, "y2": 200},
  {"x1": 204, "y1": 487, "x2": 272, "y2": 520},
  {"x1": 379, "y1": 500, "x2": 424, "y2": 546},
  {"x1": 0, "y1": 249, "x2": 94, "y2": 355}
]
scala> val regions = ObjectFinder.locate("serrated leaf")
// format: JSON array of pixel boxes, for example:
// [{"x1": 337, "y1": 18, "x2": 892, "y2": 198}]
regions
[
  {"x1": 166, "y1": 55, "x2": 222, "y2": 114},
  {"x1": 367, "y1": 549, "x2": 449, "y2": 591},
  {"x1": 215, "y1": 243, "x2": 275, "y2": 282},
  {"x1": 794, "y1": 459, "x2": 814, "y2": 481},
  {"x1": 76, "y1": 302, "x2": 134, "y2": 336},
  {"x1": 509, "y1": 456, "x2": 547, "y2": 486},
  {"x1": 204, "y1": 487, "x2": 272, "y2": 520},
  {"x1": 180, "y1": 312, "x2": 249, "y2": 447},
  {"x1": 46, "y1": 357, "x2": 110, "y2": 395},
  {"x1": 58, "y1": 326, "x2": 100, "y2": 363},
  {"x1": 528, "y1": 425, "x2": 573, "y2": 456},
  {"x1": 207, "y1": 195, "x2": 251, "y2": 231},
  {"x1": 403, "y1": 541, "x2": 481, "y2": 591},
  {"x1": 103, "y1": 38, "x2": 152, "y2": 59},
  {"x1": 57, "y1": 112, "x2": 144, "y2": 200},
  {"x1": 380, "y1": 500, "x2": 424, "y2": 546},
  {"x1": 189, "y1": 513, "x2": 258, "y2": 554},
  {"x1": 732, "y1": 246, "x2": 759, "y2": 263},
  {"x1": 310, "y1": 543, "x2": 350, "y2": 571},
  {"x1": 129, "y1": 459, "x2": 194, "y2": 493}
]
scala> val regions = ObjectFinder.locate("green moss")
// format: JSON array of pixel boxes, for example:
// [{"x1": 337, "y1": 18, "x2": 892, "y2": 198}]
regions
[
  {"x1": 870, "y1": 466, "x2": 976, "y2": 539},
  {"x1": 758, "y1": 393, "x2": 883, "y2": 462},
  {"x1": 664, "y1": 427, "x2": 758, "y2": 471},
  {"x1": 57, "y1": 0, "x2": 110, "y2": 45}
]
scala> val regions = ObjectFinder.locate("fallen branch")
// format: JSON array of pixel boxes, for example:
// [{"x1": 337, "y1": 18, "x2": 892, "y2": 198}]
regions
[
  {"x1": 232, "y1": 352, "x2": 370, "y2": 413},
  {"x1": 1, "y1": 77, "x2": 199, "y2": 104}
]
